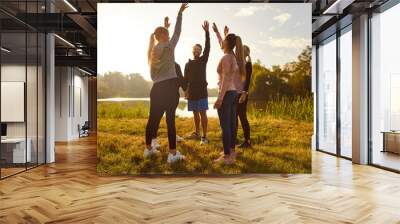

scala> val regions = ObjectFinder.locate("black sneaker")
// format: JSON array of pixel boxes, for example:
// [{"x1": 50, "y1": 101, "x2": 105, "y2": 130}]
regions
[{"x1": 238, "y1": 141, "x2": 251, "y2": 149}]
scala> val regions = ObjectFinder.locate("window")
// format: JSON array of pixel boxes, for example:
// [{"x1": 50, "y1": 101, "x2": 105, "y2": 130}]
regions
[
  {"x1": 339, "y1": 26, "x2": 352, "y2": 158},
  {"x1": 317, "y1": 35, "x2": 337, "y2": 154},
  {"x1": 370, "y1": 3, "x2": 400, "y2": 171}
]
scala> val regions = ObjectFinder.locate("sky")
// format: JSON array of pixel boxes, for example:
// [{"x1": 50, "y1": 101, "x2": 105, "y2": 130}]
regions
[{"x1": 98, "y1": 3, "x2": 311, "y2": 88}]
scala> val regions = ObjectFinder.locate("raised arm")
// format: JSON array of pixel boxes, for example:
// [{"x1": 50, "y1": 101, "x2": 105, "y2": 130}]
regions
[
  {"x1": 212, "y1": 23, "x2": 223, "y2": 50},
  {"x1": 170, "y1": 3, "x2": 188, "y2": 49},
  {"x1": 147, "y1": 33, "x2": 155, "y2": 65},
  {"x1": 201, "y1": 21, "x2": 210, "y2": 62}
]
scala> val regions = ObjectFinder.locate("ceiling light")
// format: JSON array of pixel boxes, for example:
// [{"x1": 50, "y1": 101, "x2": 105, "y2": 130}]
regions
[
  {"x1": 63, "y1": 0, "x2": 78, "y2": 12},
  {"x1": 1, "y1": 47, "x2": 11, "y2": 53},
  {"x1": 323, "y1": 0, "x2": 355, "y2": 15},
  {"x1": 54, "y1": 34, "x2": 75, "y2": 48}
]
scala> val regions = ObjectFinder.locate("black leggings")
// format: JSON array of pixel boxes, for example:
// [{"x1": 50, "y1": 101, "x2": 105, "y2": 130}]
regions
[
  {"x1": 236, "y1": 98, "x2": 250, "y2": 141},
  {"x1": 145, "y1": 78, "x2": 180, "y2": 149}
]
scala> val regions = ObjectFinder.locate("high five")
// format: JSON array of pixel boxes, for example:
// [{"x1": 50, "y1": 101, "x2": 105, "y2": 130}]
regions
[
  {"x1": 145, "y1": 3, "x2": 188, "y2": 164},
  {"x1": 144, "y1": 3, "x2": 252, "y2": 165}
]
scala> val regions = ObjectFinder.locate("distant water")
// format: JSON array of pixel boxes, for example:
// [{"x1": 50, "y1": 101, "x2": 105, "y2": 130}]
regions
[{"x1": 98, "y1": 97, "x2": 219, "y2": 118}]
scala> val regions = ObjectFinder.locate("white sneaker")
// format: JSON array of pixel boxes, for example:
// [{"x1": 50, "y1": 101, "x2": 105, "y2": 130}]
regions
[
  {"x1": 176, "y1": 135, "x2": 184, "y2": 142},
  {"x1": 151, "y1": 138, "x2": 161, "y2": 148},
  {"x1": 167, "y1": 151, "x2": 186, "y2": 163},
  {"x1": 144, "y1": 147, "x2": 160, "y2": 158},
  {"x1": 200, "y1": 137, "x2": 208, "y2": 145}
]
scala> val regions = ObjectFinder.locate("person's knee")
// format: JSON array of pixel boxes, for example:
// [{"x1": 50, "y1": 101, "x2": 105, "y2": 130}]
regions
[{"x1": 200, "y1": 111, "x2": 207, "y2": 118}]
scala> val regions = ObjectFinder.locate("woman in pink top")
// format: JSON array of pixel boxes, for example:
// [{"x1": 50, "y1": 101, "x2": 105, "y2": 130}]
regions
[{"x1": 212, "y1": 23, "x2": 246, "y2": 164}]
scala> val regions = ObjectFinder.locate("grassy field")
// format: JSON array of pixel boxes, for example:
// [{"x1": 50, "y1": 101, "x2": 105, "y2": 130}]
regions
[{"x1": 97, "y1": 98, "x2": 313, "y2": 175}]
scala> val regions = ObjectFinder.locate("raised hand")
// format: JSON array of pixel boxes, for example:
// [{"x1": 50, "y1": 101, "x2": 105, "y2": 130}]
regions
[
  {"x1": 202, "y1": 21, "x2": 209, "y2": 32},
  {"x1": 212, "y1": 22, "x2": 219, "y2": 33},
  {"x1": 179, "y1": 3, "x2": 188, "y2": 14},
  {"x1": 224, "y1": 25, "x2": 229, "y2": 37},
  {"x1": 164, "y1": 17, "x2": 170, "y2": 29}
]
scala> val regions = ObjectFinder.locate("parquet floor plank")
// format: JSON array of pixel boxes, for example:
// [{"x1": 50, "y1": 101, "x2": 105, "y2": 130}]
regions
[{"x1": 0, "y1": 136, "x2": 399, "y2": 223}]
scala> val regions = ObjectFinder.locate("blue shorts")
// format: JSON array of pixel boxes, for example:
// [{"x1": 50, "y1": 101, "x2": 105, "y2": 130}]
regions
[{"x1": 188, "y1": 98, "x2": 209, "y2": 112}]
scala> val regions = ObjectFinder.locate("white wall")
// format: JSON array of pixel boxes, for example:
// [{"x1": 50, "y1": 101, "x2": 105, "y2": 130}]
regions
[
  {"x1": 1, "y1": 63, "x2": 46, "y2": 164},
  {"x1": 55, "y1": 66, "x2": 69, "y2": 141},
  {"x1": 1, "y1": 65, "x2": 35, "y2": 138},
  {"x1": 55, "y1": 67, "x2": 89, "y2": 141}
]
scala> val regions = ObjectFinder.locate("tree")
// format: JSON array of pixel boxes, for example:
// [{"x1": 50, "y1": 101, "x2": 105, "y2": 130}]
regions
[
  {"x1": 248, "y1": 46, "x2": 312, "y2": 101},
  {"x1": 97, "y1": 72, "x2": 151, "y2": 98}
]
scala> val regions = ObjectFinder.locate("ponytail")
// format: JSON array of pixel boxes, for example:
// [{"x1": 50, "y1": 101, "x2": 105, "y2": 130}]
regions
[
  {"x1": 247, "y1": 55, "x2": 252, "y2": 63},
  {"x1": 234, "y1": 36, "x2": 246, "y2": 82}
]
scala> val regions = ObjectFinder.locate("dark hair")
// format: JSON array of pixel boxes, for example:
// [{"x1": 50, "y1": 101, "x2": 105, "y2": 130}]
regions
[
  {"x1": 194, "y1": 44, "x2": 202, "y2": 49},
  {"x1": 225, "y1": 34, "x2": 237, "y2": 51}
]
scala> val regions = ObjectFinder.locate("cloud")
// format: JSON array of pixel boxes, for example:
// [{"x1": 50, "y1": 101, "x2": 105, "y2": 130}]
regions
[
  {"x1": 234, "y1": 5, "x2": 271, "y2": 17},
  {"x1": 273, "y1": 13, "x2": 291, "y2": 25},
  {"x1": 246, "y1": 42, "x2": 262, "y2": 54},
  {"x1": 259, "y1": 37, "x2": 309, "y2": 49},
  {"x1": 268, "y1": 26, "x2": 276, "y2": 32}
]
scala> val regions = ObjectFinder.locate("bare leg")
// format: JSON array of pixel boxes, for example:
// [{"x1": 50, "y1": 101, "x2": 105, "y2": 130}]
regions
[
  {"x1": 193, "y1": 111, "x2": 200, "y2": 135},
  {"x1": 200, "y1": 110, "x2": 208, "y2": 137}
]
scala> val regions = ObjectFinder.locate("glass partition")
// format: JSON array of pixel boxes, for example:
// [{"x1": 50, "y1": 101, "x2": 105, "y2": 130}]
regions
[
  {"x1": 1, "y1": 31, "x2": 28, "y2": 177},
  {"x1": 0, "y1": 1, "x2": 46, "y2": 179}
]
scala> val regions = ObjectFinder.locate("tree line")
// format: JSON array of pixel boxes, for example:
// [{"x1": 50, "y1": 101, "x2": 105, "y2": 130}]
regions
[
  {"x1": 97, "y1": 72, "x2": 218, "y2": 98},
  {"x1": 98, "y1": 46, "x2": 311, "y2": 100},
  {"x1": 249, "y1": 46, "x2": 311, "y2": 100}
]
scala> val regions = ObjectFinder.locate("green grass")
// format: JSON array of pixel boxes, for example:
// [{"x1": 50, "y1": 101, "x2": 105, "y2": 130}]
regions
[
  {"x1": 253, "y1": 96, "x2": 314, "y2": 122},
  {"x1": 98, "y1": 96, "x2": 314, "y2": 122},
  {"x1": 97, "y1": 100, "x2": 313, "y2": 175},
  {"x1": 98, "y1": 101, "x2": 150, "y2": 119}
]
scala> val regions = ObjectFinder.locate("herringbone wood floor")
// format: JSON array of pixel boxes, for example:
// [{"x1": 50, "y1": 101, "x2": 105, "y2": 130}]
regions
[{"x1": 1, "y1": 136, "x2": 400, "y2": 224}]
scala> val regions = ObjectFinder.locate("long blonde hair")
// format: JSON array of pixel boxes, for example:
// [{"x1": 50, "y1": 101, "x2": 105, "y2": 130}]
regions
[{"x1": 234, "y1": 36, "x2": 246, "y2": 81}]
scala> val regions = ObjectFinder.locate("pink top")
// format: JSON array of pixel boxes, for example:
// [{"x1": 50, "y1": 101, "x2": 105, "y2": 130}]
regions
[{"x1": 217, "y1": 53, "x2": 243, "y2": 103}]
